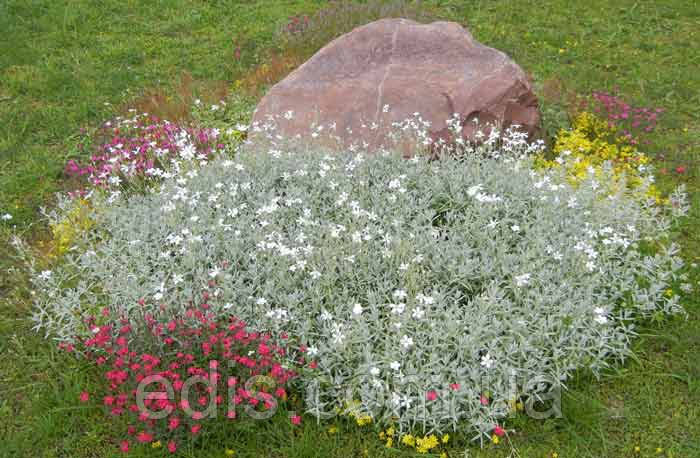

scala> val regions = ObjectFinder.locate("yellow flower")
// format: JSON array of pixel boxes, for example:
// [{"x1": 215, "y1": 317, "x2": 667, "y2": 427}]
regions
[
  {"x1": 385, "y1": 437, "x2": 393, "y2": 448},
  {"x1": 386, "y1": 426, "x2": 395, "y2": 437},
  {"x1": 440, "y1": 453, "x2": 448, "y2": 458},
  {"x1": 151, "y1": 441, "x2": 161, "y2": 449},
  {"x1": 401, "y1": 434, "x2": 416, "y2": 447},
  {"x1": 441, "y1": 433, "x2": 450, "y2": 444},
  {"x1": 379, "y1": 431, "x2": 386, "y2": 440},
  {"x1": 552, "y1": 453, "x2": 559, "y2": 458},
  {"x1": 492, "y1": 434, "x2": 500, "y2": 445},
  {"x1": 225, "y1": 449, "x2": 235, "y2": 456},
  {"x1": 634, "y1": 445, "x2": 641, "y2": 453},
  {"x1": 656, "y1": 447, "x2": 663, "y2": 454},
  {"x1": 416, "y1": 434, "x2": 439, "y2": 453},
  {"x1": 328, "y1": 426, "x2": 338, "y2": 434}
]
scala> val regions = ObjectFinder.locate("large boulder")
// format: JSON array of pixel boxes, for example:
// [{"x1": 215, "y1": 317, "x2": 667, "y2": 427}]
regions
[{"x1": 250, "y1": 18, "x2": 540, "y2": 153}]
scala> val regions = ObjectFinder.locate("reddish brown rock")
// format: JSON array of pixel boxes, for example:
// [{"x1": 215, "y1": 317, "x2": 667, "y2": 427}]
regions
[{"x1": 250, "y1": 18, "x2": 540, "y2": 153}]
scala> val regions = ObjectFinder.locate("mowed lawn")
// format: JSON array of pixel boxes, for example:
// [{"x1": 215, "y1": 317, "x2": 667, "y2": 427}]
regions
[{"x1": 1, "y1": 1, "x2": 698, "y2": 457}]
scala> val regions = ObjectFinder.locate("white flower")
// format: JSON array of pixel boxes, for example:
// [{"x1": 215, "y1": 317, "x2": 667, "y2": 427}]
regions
[
  {"x1": 172, "y1": 274, "x2": 184, "y2": 285},
  {"x1": 320, "y1": 309, "x2": 333, "y2": 321},
  {"x1": 154, "y1": 292, "x2": 163, "y2": 301},
  {"x1": 390, "y1": 361, "x2": 401, "y2": 371},
  {"x1": 389, "y1": 303, "x2": 406, "y2": 315},
  {"x1": 38, "y1": 270, "x2": 52, "y2": 281},
  {"x1": 467, "y1": 184, "x2": 483, "y2": 197},
  {"x1": 307, "y1": 346, "x2": 319, "y2": 356},
  {"x1": 511, "y1": 224, "x2": 521, "y2": 232},
  {"x1": 388, "y1": 179, "x2": 401, "y2": 190},
  {"x1": 255, "y1": 297, "x2": 268, "y2": 305},
  {"x1": 594, "y1": 314, "x2": 608, "y2": 325},
  {"x1": 370, "y1": 367, "x2": 380, "y2": 376},
  {"x1": 331, "y1": 323, "x2": 345, "y2": 345},
  {"x1": 593, "y1": 307, "x2": 608, "y2": 324},
  {"x1": 514, "y1": 273, "x2": 531, "y2": 287},
  {"x1": 480, "y1": 353, "x2": 494, "y2": 369},
  {"x1": 352, "y1": 303, "x2": 364, "y2": 316},
  {"x1": 1, "y1": 213, "x2": 12, "y2": 221},
  {"x1": 209, "y1": 266, "x2": 221, "y2": 278},
  {"x1": 393, "y1": 289, "x2": 407, "y2": 299},
  {"x1": 412, "y1": 307, "x2": 425, "y2": 319},
  {"x1": 310, "y1": 270, "x2": 322, "y2": 280},
  {"x1": 398, "y1": 263, "x2": 409, "y2": 271},
  {"x1": 400, "y1": 335, "x2": 414, "y2": 349},
  {"x1": 266, "y1": 308, "x2": 289, "y2": 320}
]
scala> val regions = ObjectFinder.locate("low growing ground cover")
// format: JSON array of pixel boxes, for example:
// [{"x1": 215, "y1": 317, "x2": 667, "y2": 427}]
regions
[{"x1": 1, "y1": 1, "x2": 699, "y2": 457}]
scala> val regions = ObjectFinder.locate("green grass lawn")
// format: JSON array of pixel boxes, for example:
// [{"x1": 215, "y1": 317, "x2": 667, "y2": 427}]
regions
[{"x1": 1, "y1": 0, "x2": 698, "y2": 457}]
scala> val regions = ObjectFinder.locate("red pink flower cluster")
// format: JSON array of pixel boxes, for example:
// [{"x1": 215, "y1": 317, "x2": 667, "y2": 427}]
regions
[
  {"x1": 68, "y1": 291, "x2": 307, "y2": 454},
  {"x1": 65, "y1": 113, "x2": 223, "y2": 190},
  {"x1": 591, "y1": 90, "x2": 663, "y2": 145}
]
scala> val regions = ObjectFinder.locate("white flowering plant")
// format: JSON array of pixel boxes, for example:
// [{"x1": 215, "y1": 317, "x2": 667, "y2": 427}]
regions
[{"x1": 24, "y1": 118, "x2": 689, "y2": 439}]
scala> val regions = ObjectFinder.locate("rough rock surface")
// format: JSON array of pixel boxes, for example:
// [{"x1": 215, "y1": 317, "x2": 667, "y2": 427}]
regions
[{"x1": 250, "y1": 18, "x2": 540, "y2": 153}]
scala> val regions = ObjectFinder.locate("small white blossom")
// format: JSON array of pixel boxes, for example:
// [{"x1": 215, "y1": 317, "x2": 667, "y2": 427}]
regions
[{"x1": 400, "y1": 335, "x2": 414, "y2": 349}]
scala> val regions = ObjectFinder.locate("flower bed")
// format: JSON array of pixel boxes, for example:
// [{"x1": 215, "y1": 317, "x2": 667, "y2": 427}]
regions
[{"x1": 25, "y1": 117, "x2": 688, "y2": 446}]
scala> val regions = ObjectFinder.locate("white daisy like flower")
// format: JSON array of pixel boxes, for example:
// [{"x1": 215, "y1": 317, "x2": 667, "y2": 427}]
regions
[
  {"x1": 594, "y1": 314, "x2": 608, "y2": 325},
  {"x1": 400, "y1": 335, "x2": 414, "y2": 349},
  {"x1": 307, "y1": 346, "x2": 319, "y2": 357},
  {"x1": 209, "y1": 266, "x2": 221, "y2": 278},
  {"x1": 352, "y1": 303, "x2": 364, "y2": 316},
  {"x1": 255, "y1": 297, "x2": 268, "y2": 306},
  {"x1": 412, "y1": 307, "x2": 425, "y2": 319},
  {"x1": 370, "y1": 367, "x2": 380, "y2": 376},
  {"x1": 38, "y1": 270, "x2": 52, "y2": 281},
  {"x1": 480, "y1": 353, "x2": 494, "y2": 369},
  {"x1": 389, "y1": 303, "x2": 406, "y2": 315},
  {"x1": 310, "y1": 270, "x2": 322, "y2": 280},
  {"x1": 514, "y1": 273, "x2": 531, "y2": 287},
  {"x1": 393, "y1": 289, "x2": 407, "y2": 299},
  {"x1": 511, "y1": 224, "x2": 521, "y2": 232},
  {"x1": 390, "y1": 361, "x2": 401, "y2": 371},
  {"x1": 172, "y1": 274, "x2": 184, "y2": 285}
]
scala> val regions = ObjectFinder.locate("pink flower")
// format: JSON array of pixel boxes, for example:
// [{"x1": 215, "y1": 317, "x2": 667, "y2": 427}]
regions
[
  {"x1": 167, "y1": 441, "x2": 177, "y2": 453},
  {"x1": 168, "y1": 416, "x2": 180, "y2": 430},
  {"x1": 450, "y1": 383, "x2": 461, "y2": 391},
  {"x1": 227, "y1": 410, "x2": 236, "y2": 419},
  {"x1": 480, "y1": 395, "x2": 489, "y2": 406},
  {"x1": 676, "y1": 166, "x2": 687, "y2": 174},
  {"x1": 426, "y1": 391, "x2": 438, "y2": 401},
  {"x1": 493, "y1": 425, "x2": 505, "y2": 437},
  {"x1": 191, "y1": 424, "x2": 201, "y2": 435},
  {"x1": 136, "y1": 431, "x2": 153, "y2": 443},
  {"x1": 79, "y1": 391, "x2": 90, "y2": 403},
  {"x1": 291, "y1": 414, "x2": 302, "y2": 425},
  {"x1": 119, "y1": 440, "x2": 130, "y2": 453}
]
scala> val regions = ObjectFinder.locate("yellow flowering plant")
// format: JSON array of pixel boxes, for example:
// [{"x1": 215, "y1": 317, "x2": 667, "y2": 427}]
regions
[
  {"x1": 49, "y1": 198, "x2": 95, "y2": 258},
  {"x1": 537, "y1": 111, "x2": 662, "y2": 202}
]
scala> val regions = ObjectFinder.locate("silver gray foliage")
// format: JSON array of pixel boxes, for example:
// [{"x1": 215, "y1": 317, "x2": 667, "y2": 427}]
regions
[{"x1": 28, "y1": 129, "x2": 687, "y2": 437}]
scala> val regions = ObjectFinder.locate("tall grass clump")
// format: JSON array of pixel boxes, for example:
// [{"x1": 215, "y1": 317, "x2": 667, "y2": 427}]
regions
[{"x1": 23, "y1": 123, "x2": 688, "y2": 439}]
